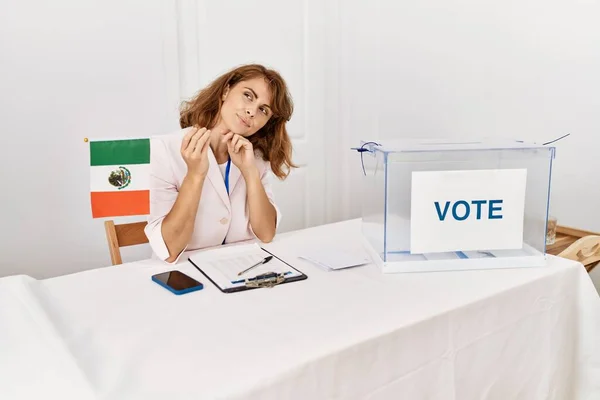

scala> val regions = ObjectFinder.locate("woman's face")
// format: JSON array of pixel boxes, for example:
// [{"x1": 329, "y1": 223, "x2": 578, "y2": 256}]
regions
[{"x1": 220, "y1": 77, "x2": 273, "y2": 136}]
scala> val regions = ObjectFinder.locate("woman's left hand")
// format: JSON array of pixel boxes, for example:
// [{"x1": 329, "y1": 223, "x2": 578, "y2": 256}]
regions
[{"x1": 226, "y1": 133, "x2": 257, "y2": 176}]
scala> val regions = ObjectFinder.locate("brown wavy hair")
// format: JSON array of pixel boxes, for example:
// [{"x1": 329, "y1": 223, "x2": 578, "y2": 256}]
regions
[{"x1": 179, "y1": 64, "x2": 296, "y2": 179}]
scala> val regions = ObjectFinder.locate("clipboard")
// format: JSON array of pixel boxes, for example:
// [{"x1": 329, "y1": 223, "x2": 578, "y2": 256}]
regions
[{"x1": 188, "y1": 245, "x2": 307, "y2": 293}]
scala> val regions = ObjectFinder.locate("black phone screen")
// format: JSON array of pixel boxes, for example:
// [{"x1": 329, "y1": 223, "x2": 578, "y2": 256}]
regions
[{"x1": 153, "y1": 271, "x2": 202, "y2": 291}]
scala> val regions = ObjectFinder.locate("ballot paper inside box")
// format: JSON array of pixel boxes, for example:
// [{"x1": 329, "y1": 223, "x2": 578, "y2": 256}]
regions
[{"x1": 356, "y1": 139, "x2": 555, "y2": 273}]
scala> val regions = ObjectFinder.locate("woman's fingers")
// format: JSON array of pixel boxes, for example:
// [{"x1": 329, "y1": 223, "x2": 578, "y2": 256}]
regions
[
  {"x1": 200, "y1": 130, "x2": 212, "y2": 156},
  {"x1": 234, "y1": 138, "x2": 246, "y2": 153},
  {"x1": 230, "y1": 134, "x2": 240, "y2": 150},
  {"x1": 193, "y1": 129, "x2": 211, "y2": 156},
  {"x1": 186, "y1": 127, "x2": 206, "y2": 154},
  {"x1": 181, "y1": 127, "x2": 199, "y2": 152},
  {"x1": 221, "y1": 131, "x2": 234, "y2": 144}
]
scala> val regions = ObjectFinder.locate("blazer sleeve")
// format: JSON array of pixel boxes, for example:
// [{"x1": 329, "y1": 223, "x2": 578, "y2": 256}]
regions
[
  {"x1": 144, "y1": 138, "x2": 187, "y2": 263},
  {"x1": 248, "y1": 163, "x2": 282, "y2": 239}
]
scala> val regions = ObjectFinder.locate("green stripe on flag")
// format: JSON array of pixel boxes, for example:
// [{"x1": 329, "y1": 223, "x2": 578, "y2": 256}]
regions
[{"x1": 90, "y1": 138, "x2": 150, "y2": 166}]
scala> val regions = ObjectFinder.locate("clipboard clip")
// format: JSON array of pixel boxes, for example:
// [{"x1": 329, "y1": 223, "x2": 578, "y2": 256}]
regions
[{"x1": 244, "y1": 271, "x2": 286, "y2": 288}]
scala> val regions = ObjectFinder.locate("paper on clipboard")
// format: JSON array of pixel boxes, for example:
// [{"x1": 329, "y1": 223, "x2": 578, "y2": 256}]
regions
[{"x1": 188, "y1": 243, "x2": 302, "y2": 290}]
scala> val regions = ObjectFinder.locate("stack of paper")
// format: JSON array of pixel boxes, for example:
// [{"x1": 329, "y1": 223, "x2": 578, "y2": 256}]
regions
[{"x1": 299, "y1": 249, "x2": 371, "y2": 271}]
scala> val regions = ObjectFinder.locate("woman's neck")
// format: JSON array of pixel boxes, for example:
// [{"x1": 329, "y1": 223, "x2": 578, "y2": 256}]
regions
[{"x1": 209, "y1": 122, "x2": 229, "y2": 164}]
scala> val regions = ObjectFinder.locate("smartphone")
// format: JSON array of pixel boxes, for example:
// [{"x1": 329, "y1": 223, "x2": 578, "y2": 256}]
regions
[{"x1": 151, "y1": 270, "x2": 204, "y2": 295}]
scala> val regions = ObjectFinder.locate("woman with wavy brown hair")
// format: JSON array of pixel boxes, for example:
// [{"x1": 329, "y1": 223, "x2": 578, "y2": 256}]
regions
[{"x1": 144, "y1": 64, "x2": 295, "y2": 263}]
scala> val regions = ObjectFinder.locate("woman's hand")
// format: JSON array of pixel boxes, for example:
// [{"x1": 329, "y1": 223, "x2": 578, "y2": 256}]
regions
[
  {"x1": 181, "y1": 127, "x2": 211, "y2": 179},
  {"x1": 225, "y1": 133, "x2": 257, "y2": 176}
]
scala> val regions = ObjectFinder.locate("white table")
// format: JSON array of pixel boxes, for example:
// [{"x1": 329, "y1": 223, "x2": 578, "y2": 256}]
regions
[{"x1": 2, "y1": 219, "x2": 600, "y2": 400}]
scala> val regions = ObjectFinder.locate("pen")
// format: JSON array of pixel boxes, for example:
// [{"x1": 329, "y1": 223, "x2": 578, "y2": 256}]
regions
[
  {"x1": 237, "y1": 255, "x2": 273, "y2": 276},
  {"x1": 231, "y1": 271, "x2": 292, "y2": 285}
]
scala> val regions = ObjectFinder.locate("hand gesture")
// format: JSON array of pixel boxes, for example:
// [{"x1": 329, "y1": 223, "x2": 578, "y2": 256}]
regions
[
  {"x1": 181, "y1": 127, "x2": 211, "y2": 179},
  {"x1": 223, "y1": 133, "x2": 257, "y2": 176}
]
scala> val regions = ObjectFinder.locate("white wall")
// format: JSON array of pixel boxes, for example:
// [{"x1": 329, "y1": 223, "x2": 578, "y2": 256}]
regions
[
  {"x1": 2, "y1": 0, "x2": 599, "y2": 279},
  {"x1": 0, "y1": 0, "x2": 180, "y2": 278},
  {"x1": 0, "y1": 0, "x2": 329, "y2": 279},
  {"x1": 334, "y1": 0, "x2": 600, "y2": 233}
]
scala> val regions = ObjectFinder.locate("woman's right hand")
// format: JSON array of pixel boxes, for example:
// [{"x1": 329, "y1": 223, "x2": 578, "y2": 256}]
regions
[{"x1": 181, "y1": 127, "x2": 211, "y2": 179}]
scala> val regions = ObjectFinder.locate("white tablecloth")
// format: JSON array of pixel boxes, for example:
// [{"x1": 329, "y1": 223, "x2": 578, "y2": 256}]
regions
[{"x1": 1, "y1": 219, "x2": 600, "y2": 400}]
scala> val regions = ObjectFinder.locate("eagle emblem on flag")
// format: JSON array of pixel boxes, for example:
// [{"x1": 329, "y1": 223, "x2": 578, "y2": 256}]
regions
[{"x1": 108, "y1": 166, "x2": 132, "y2": 190}]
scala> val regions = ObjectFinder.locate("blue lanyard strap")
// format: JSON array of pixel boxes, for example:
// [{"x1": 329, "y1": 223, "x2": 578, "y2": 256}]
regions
[
  {"x1": 222, "y1": 158, "x2": 232, "y2": 246},
  {"x1": 224, "y1": 158, "x2": 232, "y2": 195}
]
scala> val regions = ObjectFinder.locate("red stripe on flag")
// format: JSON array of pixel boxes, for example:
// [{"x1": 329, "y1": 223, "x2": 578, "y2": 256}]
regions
[{"x1": 91, "y1": 190, "x2": 150, "y2": 218}]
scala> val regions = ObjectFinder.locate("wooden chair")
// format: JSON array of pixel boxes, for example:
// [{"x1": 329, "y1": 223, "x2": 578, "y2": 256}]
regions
[
  {"x1": 557, "y1": 235, "x2": 600, "y2": 273},
  {"x1": 104, "y1": 220, "x2": 149, "y2": 265},
  {"x1": 547, "y1": 225, "x2": 600, "y2": 273}
]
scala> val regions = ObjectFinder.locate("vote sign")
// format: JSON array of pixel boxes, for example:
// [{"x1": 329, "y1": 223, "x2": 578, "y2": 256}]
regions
[{"x1": 410, "y1": 169, "x2": 527, "y2": 254}]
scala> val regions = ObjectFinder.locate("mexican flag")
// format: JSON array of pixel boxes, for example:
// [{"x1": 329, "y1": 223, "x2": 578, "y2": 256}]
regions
[{"x1": 89, "y1": 138, "x2": 150, "y2": 218}]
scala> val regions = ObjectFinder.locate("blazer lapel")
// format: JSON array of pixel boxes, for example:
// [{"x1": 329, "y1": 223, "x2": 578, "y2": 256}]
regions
[
  {"x1": 206, "y1": 148, "x2": 231, "y2": 211},
  {"x1": 227, "y1": 162, "x2": 242, "y2": 195}
]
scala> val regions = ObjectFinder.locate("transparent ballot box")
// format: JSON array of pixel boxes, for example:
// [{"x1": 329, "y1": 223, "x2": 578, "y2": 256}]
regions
[{"x1": 357, "y1": 140, "x2": 555, "y2": 273}]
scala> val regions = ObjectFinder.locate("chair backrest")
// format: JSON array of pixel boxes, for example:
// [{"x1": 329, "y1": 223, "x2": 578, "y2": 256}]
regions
[{"x1": 104, "y1": 220, "x2": 149, "y2": 265}]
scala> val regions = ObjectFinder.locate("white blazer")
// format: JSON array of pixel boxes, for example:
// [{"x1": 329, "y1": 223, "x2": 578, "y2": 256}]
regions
[{"x1": 144, "y1": 127, "x2": 281, "y2": 262}]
